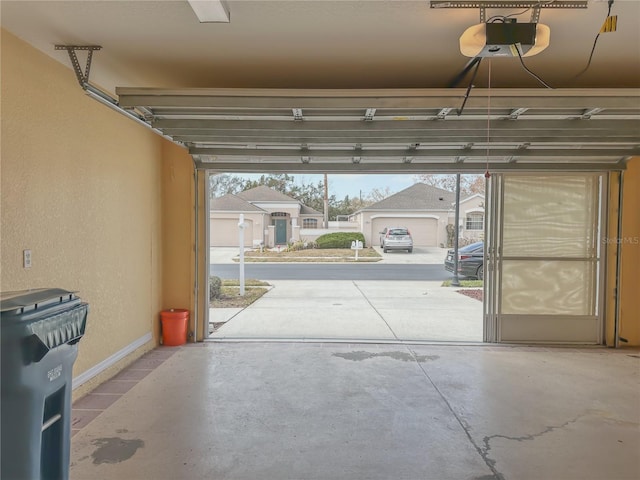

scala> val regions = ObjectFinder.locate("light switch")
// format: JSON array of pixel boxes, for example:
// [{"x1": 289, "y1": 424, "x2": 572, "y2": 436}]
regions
[{"x1": 23, "y1": 249, "x2": 32, "y2": 268}]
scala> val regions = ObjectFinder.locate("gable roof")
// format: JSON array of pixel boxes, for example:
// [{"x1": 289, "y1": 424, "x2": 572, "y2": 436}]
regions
[
  {"x1": 300, "y1": 204, "x2": 323, "y2": 216},
  {"x1": 210, "y1": 194, "x2": 265, "y2": 213},
  {"x1": 459, "y1": 193, "x2": 484, "y2": 205},
  {"x1": 363, "y1": 183, "x2": 455, "y2": 211},
  {"x1": 237, "y1": 185, "x2": 298, "y2": 203}
]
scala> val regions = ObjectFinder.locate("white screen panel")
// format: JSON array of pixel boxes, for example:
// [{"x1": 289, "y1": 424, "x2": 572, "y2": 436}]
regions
[
  {"x1": 501, "y1": 260, "x2": 596, "y2": 315},
  {"x1": 502, "y1": 176, "x2": 598, "y2": 258}
]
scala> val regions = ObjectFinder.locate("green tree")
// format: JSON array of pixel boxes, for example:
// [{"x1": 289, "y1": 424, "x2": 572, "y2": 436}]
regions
[
  {"x1": 413, "y1": 174, "x2": 484, "y2": 197},
  {"x1": 242, "y1": 174, "x2": 297, "y2": 195},
  {"x1": 209, "y1": 173, "x2": 246, "y2": 198}
]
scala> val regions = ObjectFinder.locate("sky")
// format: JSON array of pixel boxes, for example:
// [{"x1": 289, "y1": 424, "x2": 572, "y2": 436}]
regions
[{"x1": 236, "y1": 173, "x2": 421, "y2": 199}]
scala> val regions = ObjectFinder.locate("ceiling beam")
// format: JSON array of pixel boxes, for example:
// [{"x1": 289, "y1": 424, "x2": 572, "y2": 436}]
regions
[
  {"x1": 195, "y1": 161, "x2": 625, "y2": 174},
  {"x1": 430, "y1": 1, "x2": 588, "y2": 8},
  {"x1": 116, "y1": 88, "x2": 640, "y2": 110},
  {"x1": 189, "y1": 147, "x2": 640, "y2": 159},
  {"x1": 154, "y1": 118, "x2": 638, "y2": 133},
  {"x1": 171, "y1": 132, "x2": 639, "y2": 145}
]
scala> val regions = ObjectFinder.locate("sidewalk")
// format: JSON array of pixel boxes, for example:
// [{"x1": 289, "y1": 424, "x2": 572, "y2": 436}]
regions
[
  {"x1": 209, "y1": 280, "x2": 483, "y2": 342},
  {"x1": 209, "y1": 246, "x2": 448, "y2": 265}
]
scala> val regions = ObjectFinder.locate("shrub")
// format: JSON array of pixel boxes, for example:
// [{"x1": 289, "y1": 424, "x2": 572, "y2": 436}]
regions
[
  {"x1": 315, "y1": 232, "x2": 366, "y2": 249},
  {"x1": 209, "y1": 276, "x2": 222, "y2": 300},
  {"x1": 287, "y1": 240, "x2": 317, "y2": 251}
]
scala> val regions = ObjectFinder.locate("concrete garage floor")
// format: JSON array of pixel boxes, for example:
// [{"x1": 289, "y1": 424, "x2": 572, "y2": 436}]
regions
[{"x1": 69, "y1": 343, "x2": 640, "y2": 480}]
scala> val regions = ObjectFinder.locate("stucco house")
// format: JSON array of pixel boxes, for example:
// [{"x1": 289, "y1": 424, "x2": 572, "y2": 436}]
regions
[
  {"x1": 210, "y1": 185, "x2": 323, "y2": 247},
  {"x1": 456, "y1": 193, "x2": 485, "y2": 245},
  {"x1": 351, "y1": 183, "x2": 484, "y2": 248}
]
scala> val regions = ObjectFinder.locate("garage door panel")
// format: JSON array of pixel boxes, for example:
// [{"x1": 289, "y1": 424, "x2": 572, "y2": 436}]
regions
[
  {"x1": 211, "y1": 218, "x2": 253, "y2": 247},
  {"x1": 372, "y1": 218, "x2": 437, "y2": 247}
]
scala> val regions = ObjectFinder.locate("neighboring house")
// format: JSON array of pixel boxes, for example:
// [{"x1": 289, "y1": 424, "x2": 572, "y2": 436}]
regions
[
  {"x1": 455, "y1": 193, "x2": 485, "y2": 244},
  {"x1": 351, "y1": 183, "x2": 455, "y2": 247},
  {"x1": 351, "y1": 183, "x2": 484, "y2": 248},
  {"x1": 210, "y1": 186, "x2": 323, "y2": 247}
]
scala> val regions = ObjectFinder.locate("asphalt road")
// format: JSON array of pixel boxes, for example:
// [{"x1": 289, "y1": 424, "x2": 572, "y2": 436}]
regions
[{"x1": 210, "y1": 263, "x2": 449, "y2": 281}]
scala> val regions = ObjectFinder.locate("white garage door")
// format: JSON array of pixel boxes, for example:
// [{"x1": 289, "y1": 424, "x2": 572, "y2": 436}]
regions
[
  {"x1": 372, "y1": 218, "x2": 438, "y2": 247},
  {"x1": 211, "y1": 218, "x2": 254, "y2": 247}
]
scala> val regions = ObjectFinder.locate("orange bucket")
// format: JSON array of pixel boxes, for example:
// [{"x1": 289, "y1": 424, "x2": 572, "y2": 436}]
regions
[{"x1": 160, "y1": 309, "x2": 189, "y2": 346}]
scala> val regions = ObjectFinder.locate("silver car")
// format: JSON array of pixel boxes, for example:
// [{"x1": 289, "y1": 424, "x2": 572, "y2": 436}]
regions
[{"x1": 380, "y1": 227, "x2": 413, "y2": 253}]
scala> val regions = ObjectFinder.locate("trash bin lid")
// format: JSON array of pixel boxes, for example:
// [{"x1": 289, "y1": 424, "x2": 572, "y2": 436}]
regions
[{"x1": 0, "y1": 288, "x2": 77, "y2": 313}]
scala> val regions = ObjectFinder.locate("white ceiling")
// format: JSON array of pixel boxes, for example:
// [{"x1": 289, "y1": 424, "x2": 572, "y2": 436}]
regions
[{"x1": 2, "y1": 1, "x2": 639, "y2": 94}]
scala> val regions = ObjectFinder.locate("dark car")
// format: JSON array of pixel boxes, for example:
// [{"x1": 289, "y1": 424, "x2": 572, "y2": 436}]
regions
[{"x1": 444, "y1": 241, "x2": 484, "y2": 280}]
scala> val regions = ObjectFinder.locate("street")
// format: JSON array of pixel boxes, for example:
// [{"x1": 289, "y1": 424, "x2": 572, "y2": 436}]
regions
[{"x1": 210, "y1": 263, "x2": 449, "y2": 281}]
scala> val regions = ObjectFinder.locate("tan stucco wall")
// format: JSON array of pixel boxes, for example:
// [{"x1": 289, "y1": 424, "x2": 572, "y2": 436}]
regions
[
  {"x1": 161, "y1": 141, "x2": 194, "y2": 322},
  {"x1": 1, "y1": 29, "x2": 163, "y2": 396},
  {"x1": 448, "y1": 195, "x2": 485, "y2": 242},
  {"x1": 618, "y1": 158, "x2": 640, "y2": 345}
]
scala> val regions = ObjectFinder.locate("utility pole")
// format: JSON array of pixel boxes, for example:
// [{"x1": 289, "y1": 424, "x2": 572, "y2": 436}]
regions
[
  {"x1": 323, "y1": 173, "x2": 329, "y2": 228},
  {"x1": 452, "y1": 173, "x2": 461, "y2": 287}
]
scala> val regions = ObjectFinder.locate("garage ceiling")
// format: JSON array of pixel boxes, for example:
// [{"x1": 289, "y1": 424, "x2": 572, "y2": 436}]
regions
[{"x1": 2, "y1": 0, "x2": 639, "y2": 172}]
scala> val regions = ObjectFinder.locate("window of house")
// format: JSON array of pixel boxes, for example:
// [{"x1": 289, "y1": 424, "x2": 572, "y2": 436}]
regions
[
  {"x1": 271, "y1": 212, "x2": 287, "y2": 217},
  {"x1": 303, "y1": 218, "x2": 318, "y2": 229},
  {"x1": 466, "y1": 213, "x2": 484, "y2": 230}
]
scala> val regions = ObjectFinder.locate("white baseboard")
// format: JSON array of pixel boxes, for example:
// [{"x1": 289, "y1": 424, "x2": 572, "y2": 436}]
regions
[{"x1": 72, "y1": 332, "x2": 153, "y2": 390}]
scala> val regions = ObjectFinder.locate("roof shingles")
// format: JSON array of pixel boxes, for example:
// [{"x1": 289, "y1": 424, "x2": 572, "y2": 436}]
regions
[
  {"x1": 236, "y1": 185, "x2": 298, "y2": 203},
  {"x1": 210, "y1": 194, "x2": 265, "y2": 212},
  {"x1": 363, "y1": 183, "x2": 455, "y2": 210}
]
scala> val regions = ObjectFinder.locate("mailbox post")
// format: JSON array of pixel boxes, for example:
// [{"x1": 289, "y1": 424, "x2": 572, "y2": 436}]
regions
[{"x1": 350, "y1": 240, "x2": 363, "y2": 261}]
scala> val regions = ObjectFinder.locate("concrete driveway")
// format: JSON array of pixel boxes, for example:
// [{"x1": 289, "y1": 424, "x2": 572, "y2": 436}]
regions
[
  {"x1": 208, "y1": 246, "x2": 479, "y2": 342},
  {"x1": 373, "y1": 245, "x2": 447, "y2": 264},
  {"x1": 209, "y1": 280, "x2": 483, "y2": 342}
]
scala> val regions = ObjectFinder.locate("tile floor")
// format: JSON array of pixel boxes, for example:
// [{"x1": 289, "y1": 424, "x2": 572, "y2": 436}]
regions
[{"x1": 71, "y1": 348, "x2": 179, "y2": 437}]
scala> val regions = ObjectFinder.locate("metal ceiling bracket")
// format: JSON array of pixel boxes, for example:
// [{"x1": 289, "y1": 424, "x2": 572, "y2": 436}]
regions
[
  {"x1": 437, "y1": 108, "x2": 453, "y2": 119},
  {"x1": 581, "y1": 107, "x2": 605, "y2": 119},
  {"x1": 530, "y1": 5, "x2": 541, "y2": 23},
  {"x1": 509, "y1": 108, "x2": 529, "y2": 120},
  {"x1": 55, "y1": 45, "x2": 102, "y2": 87}
]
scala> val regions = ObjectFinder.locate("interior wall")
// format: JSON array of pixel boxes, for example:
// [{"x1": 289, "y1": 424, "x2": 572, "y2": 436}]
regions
[
  {"x1": 1, "y1": 29, "x2": 163, "y2": 396},
  {"x1": 618, "y1": 157, "x2": 640, "y2": 345},
  {"x1": 160, "y1": 141, "x2": 195, "y2": 339}
]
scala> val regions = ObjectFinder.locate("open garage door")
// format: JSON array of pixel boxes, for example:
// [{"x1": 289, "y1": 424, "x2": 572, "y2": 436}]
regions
[
  {"x1": 372, "y1": 217, "x2": 438, "y2": 247},
  {"x1": 112, "y1": 88, "x2": 634, "y2": 344}
]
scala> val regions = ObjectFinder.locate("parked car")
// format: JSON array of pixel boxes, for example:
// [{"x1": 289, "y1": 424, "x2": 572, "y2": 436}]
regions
[
  {"x1": 444, "y1": 241, "x2": 484, "y2": 280},
  {"x1": 379, "y1": 227, "x2": 413, "y2": 253}
]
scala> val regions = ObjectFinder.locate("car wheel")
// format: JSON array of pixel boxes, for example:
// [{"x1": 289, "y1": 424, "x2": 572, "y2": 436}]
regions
[
  {"x1": 383, "y1": 247, "x2": 388, "y2": 253},
  {"x1": 477, "y1": 265, "x2": 484, "y2": 281},
  {"x1": 408, "y1": 248, "x2": 412, "y2": 253}
]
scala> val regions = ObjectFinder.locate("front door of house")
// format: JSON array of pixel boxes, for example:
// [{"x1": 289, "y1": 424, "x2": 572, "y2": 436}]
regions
[{"x1": 275, "y1": 219, "x2": 287, "y2": 244}]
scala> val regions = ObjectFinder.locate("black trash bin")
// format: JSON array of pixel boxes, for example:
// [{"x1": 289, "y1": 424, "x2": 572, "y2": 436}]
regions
[{"x1": 1, "y1": 288, "x2": 88, "y2": 480}]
